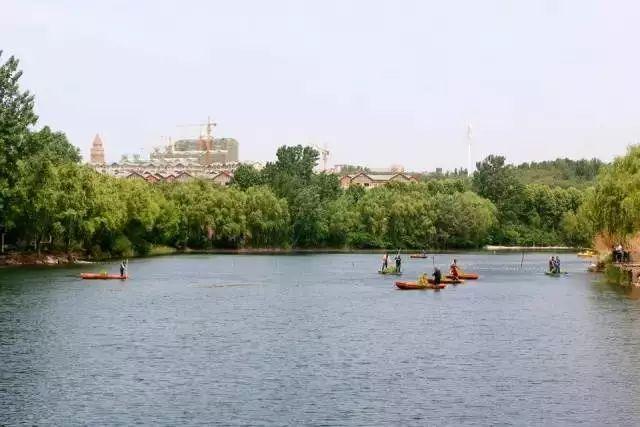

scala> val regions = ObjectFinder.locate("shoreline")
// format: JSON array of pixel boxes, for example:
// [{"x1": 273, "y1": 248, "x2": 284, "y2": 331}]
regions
[
  {"x1": 484, "y1": 245, "x2": 576, "y2": 251},
  {"x1": 1, "y1": 245, "x2": 580, "y2": 268}
]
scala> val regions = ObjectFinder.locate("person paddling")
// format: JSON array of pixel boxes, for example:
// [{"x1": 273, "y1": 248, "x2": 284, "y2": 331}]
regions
[
  {"x1": 433, "y1": 267, "x2": 442, "y2": 285},
  {"x1": 450, "y1": 258, "x2": 460, "y2": 279},
  {"x1": 395, "y1": 251, "x2": 402, "y2": 273},
  {"x1": 555, "y1": 256, "x2": 561, "y2": 273},
  {"x1": 120, "y1": 260, "x2": 126, "y2": 277},
  {"x1": 382, "y1": 252, "x2": 389, "y2": 271},
  {"x1": 549, "y1": 256, "x2": 555, "y2": 273}
]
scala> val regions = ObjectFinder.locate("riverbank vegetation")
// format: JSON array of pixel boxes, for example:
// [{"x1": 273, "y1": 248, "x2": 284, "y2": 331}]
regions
[{"x1": 0, "y1": 52, "x2": 612, "y2": 260}]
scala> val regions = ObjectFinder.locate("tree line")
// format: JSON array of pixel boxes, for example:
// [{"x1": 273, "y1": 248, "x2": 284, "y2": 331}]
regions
[{"x1": 0, "y1": 52, "x2": 605, "y2": 258}]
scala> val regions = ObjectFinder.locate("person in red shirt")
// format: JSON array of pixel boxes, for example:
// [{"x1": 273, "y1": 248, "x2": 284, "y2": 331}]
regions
[{"x1": 450, "y1": 258, "x2": 460, "y2": 279}]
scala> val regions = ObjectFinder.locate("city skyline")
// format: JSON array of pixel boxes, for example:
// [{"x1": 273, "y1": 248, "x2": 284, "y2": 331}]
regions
[{"x1": 3, "y1": 1, "x2": 639, "y2": 170}]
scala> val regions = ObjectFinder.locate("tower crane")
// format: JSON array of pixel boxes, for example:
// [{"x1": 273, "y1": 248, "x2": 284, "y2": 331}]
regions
[
  {"x1": 176, "y1": 117, "x2": 217, "y2": 164},
  {"x1": 312, "y1": 144, "x2": 330, "y2": 172},
  {"x1": 177, "y1": 117, "x2": 217, "y2": 145}
]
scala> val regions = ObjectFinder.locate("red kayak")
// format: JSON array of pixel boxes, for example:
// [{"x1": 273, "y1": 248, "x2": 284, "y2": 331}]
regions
[
  {"x1": 445, "y1": 273, "x2": 479, "y2": 280},
  {"x1": 395, "y1": 281, "x2": 446, "y2": 290},
  {"x1": 428, "y1": 277, "x2": 464, "y2": 285},
  {"x1": 81, "y1": 273, "x2": 128, "y2": 280}
]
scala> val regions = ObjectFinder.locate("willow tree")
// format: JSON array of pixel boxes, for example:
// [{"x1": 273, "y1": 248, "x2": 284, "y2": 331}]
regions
[{"x1": 584, "y1": 145, "x2": 640, "y2": 239}]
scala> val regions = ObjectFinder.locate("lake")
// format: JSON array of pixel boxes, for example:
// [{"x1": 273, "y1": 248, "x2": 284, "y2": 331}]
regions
[{"x1": 1, "y1": 252, "x2": 640, "y2": 425}]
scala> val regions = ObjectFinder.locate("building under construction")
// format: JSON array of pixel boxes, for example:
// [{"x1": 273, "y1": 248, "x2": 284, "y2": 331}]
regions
[
  {"x1": 150, "y1": 137, "x2": 239, "y2": 165},
  {"x1": 150, "y1": 119, "x2": 239, "y2": 165}
]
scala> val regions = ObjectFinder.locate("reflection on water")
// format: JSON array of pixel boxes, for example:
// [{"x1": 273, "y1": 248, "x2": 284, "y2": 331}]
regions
[{"x1": 1, "y1": 252, "x2": 640, "y2": 425}]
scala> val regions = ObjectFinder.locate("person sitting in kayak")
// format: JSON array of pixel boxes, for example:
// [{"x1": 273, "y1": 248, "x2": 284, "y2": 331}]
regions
[
  {"x1": 395, "y1": 253, "x2": 402, "y2": 273},
  {"x1": 382, "y1": 252, "x2": 389, "y2": 271},
  {"x1": 450, "y1": 259, "x2": 460, "y2": 279},
  {"x1": 433, "y1": 267, "x2": 442, "y2": 285}
]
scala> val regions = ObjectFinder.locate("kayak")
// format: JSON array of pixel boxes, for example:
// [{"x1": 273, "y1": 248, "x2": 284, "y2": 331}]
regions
[
  {"x1": 428, "y1": 277, "x2": 464, "y2": 285},
  {"x1": 81, "y1": 273, "x2": 128, "y2": 280},
  {"x1": 395, "y1": 281, "x2": 445, "y2": 290},
  {"x1": 410, "y1": 255, "x2": 428, "y2": 259},
  {"x1": 577, "y1": 251, "x2": 597, "y2": 258},
  {"x1": 446, "y1": 273, "x2": 479, "y2": 280}
]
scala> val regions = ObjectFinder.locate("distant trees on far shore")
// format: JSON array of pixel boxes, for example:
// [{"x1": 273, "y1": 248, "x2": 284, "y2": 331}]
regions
[{"x1": 0, "y1": 51, "x2": 620, "y2": 258}]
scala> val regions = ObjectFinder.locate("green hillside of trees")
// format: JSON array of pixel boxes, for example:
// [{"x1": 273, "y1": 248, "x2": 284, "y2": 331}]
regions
[{"x1": 512, "y1": 158, "x2": 603, "y2": 188}]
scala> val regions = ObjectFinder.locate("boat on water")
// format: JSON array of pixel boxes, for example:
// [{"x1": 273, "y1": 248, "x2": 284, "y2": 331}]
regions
[
  {"x1": 445, "y1": 273, "x2": 479, "y2": 280},
  {"x1": 428, "y1": 277, "x2": 464, "y2": 285},
  {"x1": 577, "y1": 250, "x2": 597, "y2": 258},
  {"x1": 81, "y1": 273, "x2": 128, "y2": 280},
  {"x1": 378, "y1": 270, "x2": 402, "y2": 276},
  {"x1": 544, "y1": 271, "x2": 568, "y2": 277},
  {"x1": 409, "y1": 254, "x2": 428, "y2": 259},
  {"x1": 395, "y1": 281, "x2": 445, "y2": 290}
]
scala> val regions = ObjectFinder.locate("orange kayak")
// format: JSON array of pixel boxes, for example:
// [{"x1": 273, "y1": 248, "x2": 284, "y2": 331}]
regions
[
  {"x1": 81, "y1": 273, "x2": 128, "y2": 280},
  {"x1": 446, "y1": 273, "x2": 479, "y2": 280},
  {"x1": 428, "y1": 277, "x2": 464, "y2": 285},
  {"x1": 395, "y1": 281, "x2": 445, "y2": 290}
]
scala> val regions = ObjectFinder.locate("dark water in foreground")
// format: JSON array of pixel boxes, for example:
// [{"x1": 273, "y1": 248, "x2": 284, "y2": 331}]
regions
[{"x1": 1, "y1": 253, "x2": 640, "y2": 426}]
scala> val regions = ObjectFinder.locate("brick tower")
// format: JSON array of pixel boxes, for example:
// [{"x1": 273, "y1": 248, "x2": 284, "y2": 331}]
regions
[{"x1": 90, "y1": 134, "x2": 105, "y2": 165}]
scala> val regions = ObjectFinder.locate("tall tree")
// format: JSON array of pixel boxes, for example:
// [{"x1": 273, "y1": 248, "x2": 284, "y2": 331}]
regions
[{"x1": 0, "y1": 52, "x2": 38, "y2": 228}]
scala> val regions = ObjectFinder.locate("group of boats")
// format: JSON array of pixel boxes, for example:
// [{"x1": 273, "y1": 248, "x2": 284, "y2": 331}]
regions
[
  {"x1": 80, "y1": 250, "x2": 593, "y2": 284},
  {"x1": 391, "y1": 253, "x2": 480, "y2": 291},
  {"x1": 395, "y1": 272, "x2": 480, "y2": 290}
]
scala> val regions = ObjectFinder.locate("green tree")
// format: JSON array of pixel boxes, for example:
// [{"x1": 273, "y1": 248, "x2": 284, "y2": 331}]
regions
[
  {"x1": 0, "y1": 52, "x2": 38, "y2": 227},
  {"x1": 232, "y1": 164, "x2": 264, "y2": 190},
  {"x1": 473, "y1": 155, "x2": 522, "y2": 206},
  {"x1": 244, "y1": 186, "x2": 290, "y2": 247},
  {"x1": 584, "y1": 145, "x2": 640, "y2": 238},
  {"x1": 291, "y1": 186, "x2": 328, "y2": 247},
  {"x1": 10, "y1": 154, "x2": 61, "y2": 253},
  {"x1": 26, "y1": 126, "x2": 80, "y2": 164}
]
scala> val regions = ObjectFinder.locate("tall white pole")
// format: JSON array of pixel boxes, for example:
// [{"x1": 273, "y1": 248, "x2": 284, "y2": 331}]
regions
[{"x1": 467, "y1": 123, "x2": 473, "y2": 176}]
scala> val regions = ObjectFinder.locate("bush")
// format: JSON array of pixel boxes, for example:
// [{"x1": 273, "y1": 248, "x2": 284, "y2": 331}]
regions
[{"x1": 112, "y1": 235, "x2": 134, "y2": 257}]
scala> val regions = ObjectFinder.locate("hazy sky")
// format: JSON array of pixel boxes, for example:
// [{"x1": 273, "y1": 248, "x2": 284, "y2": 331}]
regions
[{"x1": 3, "y1": 0, "x2": 639, "y2": 171}]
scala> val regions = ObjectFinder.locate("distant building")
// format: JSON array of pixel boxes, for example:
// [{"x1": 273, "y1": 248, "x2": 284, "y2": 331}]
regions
[
  {"x1": 89, "y1": 119, "x2": 246, "y2": 182},
  {"x1": 212, "y1": 171, "x2": 233, "y2": 186},
  {"x1": 340, "y1": 172, "x2": 417, "y2": 189},
  {"x1": 150, "y1": 137, "x2": 239, "y2": 165},
  {"x1": 90, "y1": 134, "x2": 105, "y2": 165}
]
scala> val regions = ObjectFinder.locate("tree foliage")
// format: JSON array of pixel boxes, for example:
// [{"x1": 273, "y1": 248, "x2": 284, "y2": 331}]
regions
[
  {"x1": 2, "y1": 52, "x2": 605, "y2": 255},
  {"x1": 583, "y1": 145, "x2": 640, "y2": 239}
]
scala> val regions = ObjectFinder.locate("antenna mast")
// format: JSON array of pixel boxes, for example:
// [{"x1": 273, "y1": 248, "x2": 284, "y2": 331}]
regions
[{"x1": 467, "y1": 123, "x2": 473, "y2": 176}]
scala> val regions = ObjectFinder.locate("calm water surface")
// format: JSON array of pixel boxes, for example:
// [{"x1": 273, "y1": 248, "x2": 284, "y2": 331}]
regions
[{"x1": 1, "y1": 253, "x2": 640, "y2": 426}]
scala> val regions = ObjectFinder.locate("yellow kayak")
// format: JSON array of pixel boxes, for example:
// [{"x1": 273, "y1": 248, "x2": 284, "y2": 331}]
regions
[{"x1": 577, "y1": 250, "x2": 597, "y2": 258}]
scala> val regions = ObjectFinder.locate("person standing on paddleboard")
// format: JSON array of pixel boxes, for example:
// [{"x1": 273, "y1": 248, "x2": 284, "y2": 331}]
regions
[{"x1": 433, "y1": 267, "x2": 442, "y2": 285}]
